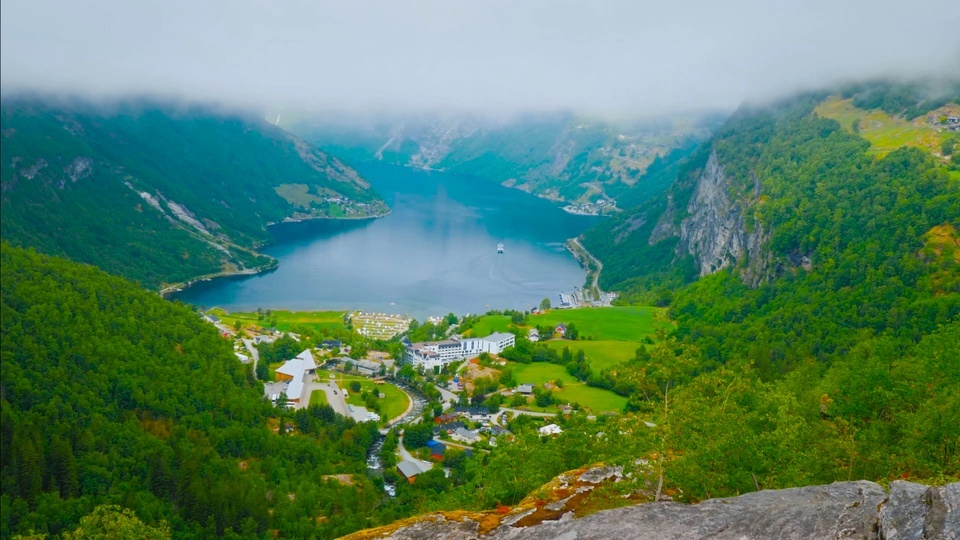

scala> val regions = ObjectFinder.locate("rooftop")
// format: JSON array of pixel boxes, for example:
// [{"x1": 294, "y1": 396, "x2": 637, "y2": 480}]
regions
[
  {"x1": 484, "y1": 332, "x2": 515, "y2": 342},
  {"x1": 397, "y1": 460, "x2": 426, "y2": 478}
]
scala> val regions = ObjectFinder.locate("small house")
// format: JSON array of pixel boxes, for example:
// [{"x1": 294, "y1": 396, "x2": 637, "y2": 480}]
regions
[
  {"x1": 555, "y1": 323, "x2": 567, "y2": 337},
  {"x1": 426, "y1": 440, "x2": 446, "y2": 460},
  {"x1": 488, "y1": 425, "x2": 509, "y2": 437},
  {"x1": 538, "y1": 424, "x2": 563, "y2": 436},
  {"x1": 452, "y1": 427, "x2": 480, "y2": 444},
  {"x1": 433, "y1": 421, "x2": 466, "y2": 435},
  {"x1": 528, "y1": 328, "x2": 540, "y2": 342},
  {"x1": 434, "y1": 413, "x2": 458, "y2": 424},
  {"x1": 517, "y1": 384, "x2": 534, "y2": 395},
  {"x1": 397, "y1": 460, "x2": 425, "y2": 483},
  {"x1": 455, "y1": 406, "x2": 490, "y2": 421}
]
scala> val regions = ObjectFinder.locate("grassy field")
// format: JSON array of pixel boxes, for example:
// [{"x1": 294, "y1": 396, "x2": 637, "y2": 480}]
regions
[
  {"x1": 509, "y1": 362, "x2": 626, "y2": 412},
  {"x1": 815, "y1": 96, "x2": 957, "y2": 159},
  {"x1": 274, "y1": 183, "x2": 324, "y2": 207},
  {"x1": 268, "y1": 361, "x2": 284, "y2": 381},
  {"x1": 543, "y1": 340, "x2": 641, "y2": 371},
  {"x1": 208, "y1": 308, "x2": 347, "y2": 333},
  {"x1": 310, "y1": 389, "x2": 328, "y2": 406},
  {"x1": 343, "y1": 379, "x2": 410, "y2": 422},
  {"x1": 528, "y1": 306, "x2": 668, "y2": 342},
  {"x1": 465, "y1": 315, "x2": 512, "y2": 337},
  {"x1": 512, "y1": 362, "x2": 578, "y2": 386},
  {"x1": 313, "y1": 370, "x2": 411, "y2": 422}
]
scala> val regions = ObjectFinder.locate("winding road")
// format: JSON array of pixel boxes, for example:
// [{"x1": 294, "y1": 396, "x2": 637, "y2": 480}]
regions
[{"x1": 570, "y1": 237, "x2": 603, "y2": 294}]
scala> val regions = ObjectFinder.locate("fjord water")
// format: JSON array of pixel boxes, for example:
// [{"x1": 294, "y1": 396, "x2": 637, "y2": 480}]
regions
[{"x1": 173, "y1": 162, "x2": 596, "y2": 318}]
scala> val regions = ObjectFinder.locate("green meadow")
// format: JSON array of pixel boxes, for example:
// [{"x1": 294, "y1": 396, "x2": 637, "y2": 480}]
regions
[
  {"x1": 344, "y1": 379, "x2": 410, "y2": 422},
  {"x1": 509, "y1": 362, "x2": 627, "y2": 412},
  {"x1": 208, "y1": 308, "x2": 347, "y2": 333},
  {"x1": 815, "y1": 96, "x2": 956, "y2": 159},
  {"x1": 310, "y1": 389, "x2": 328, "y2": 406},
  {"x1": 465, "y1": 315, "x2": 512, "y2": 337},
  {"x1": 543, "y1": 340, "x2": 641, "y2": 371},
  {"x1": 528, "y1": 306, "x2": 668, "y2": 341}
]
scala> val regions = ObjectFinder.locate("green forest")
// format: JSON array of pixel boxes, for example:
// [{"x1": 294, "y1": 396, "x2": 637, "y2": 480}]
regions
[
  {"x1": 0, "y1": 101, "x2": 387, "y2": 289},
  {"x1": 0, "y1": 245, "x2": 388, "y2": 539}
]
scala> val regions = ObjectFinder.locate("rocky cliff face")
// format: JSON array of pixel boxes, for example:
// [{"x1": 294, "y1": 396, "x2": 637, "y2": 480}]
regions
[
  {"x1": 346, "y1": 472, "x2": 959, "y2": 540},
  {"x1": 650, "y1": 149, "x2": 773, "y2": 287}
]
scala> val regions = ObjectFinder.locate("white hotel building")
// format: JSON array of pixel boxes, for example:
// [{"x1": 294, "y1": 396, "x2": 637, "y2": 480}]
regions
[{"x1": 404, "y1": 332, "x2": 516, "y2": 371}]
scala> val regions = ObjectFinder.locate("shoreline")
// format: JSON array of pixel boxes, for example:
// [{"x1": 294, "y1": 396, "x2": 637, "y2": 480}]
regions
[
  {"x1": 265, "y1": 208, "x2": 392, "y2": 227},
  {"x1": 564, "y1": 237, "x2": 605, "y2": 295},
  {"x1": 159, "y1": 259, "x2": 280, "y2": 297},
  {"x1": 161, "y1": 208, "x2": 391, "y2": 298}
]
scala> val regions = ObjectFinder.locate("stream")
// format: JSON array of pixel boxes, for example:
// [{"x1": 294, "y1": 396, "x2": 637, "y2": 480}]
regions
[{"x1": 365, "y1": 380, "x2": 431, "y2": 496}]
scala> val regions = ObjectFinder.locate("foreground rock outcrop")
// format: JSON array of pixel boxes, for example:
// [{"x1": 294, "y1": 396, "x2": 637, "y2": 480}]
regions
[{"x1": 345, "y1": 472, "x2": 959, "y2": 540}]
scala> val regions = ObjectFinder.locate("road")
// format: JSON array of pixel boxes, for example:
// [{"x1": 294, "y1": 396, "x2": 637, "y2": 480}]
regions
[
  {"x1": 499, "y1": 407, "x2": 557, "y2": 419},
  {"x1": 441, "y1": 439, "x2": 490, "y2": 454},
  {"x1": 437, "y1": 387, "x2": 458, "y2": 411},
  {"x1": 397, "y1": 434, "x2": 433, "y2": 472},
  {"x1": 302, "y1": 379, "x2": 350, "y2": 416},
  {"x1": 242, "y1": 339, "x2": 260, "y2": 370},
  {"x1": 570, "y1": 237, "x2": 603, "y2": 294}
]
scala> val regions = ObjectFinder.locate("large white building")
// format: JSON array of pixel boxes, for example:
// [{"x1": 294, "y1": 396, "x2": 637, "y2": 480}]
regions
[
  {"x1": 404, "y1": 332, "x2": 516, "y2": 370},
  {"x1": 273, "y1": 349, "x2": 317, "y2": 404}
]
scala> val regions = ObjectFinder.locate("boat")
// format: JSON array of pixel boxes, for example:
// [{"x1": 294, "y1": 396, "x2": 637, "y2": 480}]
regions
[{"x1": 497, "y1": 242, "x2": 504, "y2": 254}]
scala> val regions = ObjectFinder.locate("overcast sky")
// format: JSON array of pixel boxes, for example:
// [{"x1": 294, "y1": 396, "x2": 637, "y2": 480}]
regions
[{"x1": 2, "y1": 0, "x2": 958, "y2": 116}]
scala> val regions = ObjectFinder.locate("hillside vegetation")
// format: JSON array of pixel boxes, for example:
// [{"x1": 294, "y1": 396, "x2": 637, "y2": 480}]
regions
[
  {"x1": 581, "y1": 82, "x2": 960, "y2": 375},
  {"x1": 0, "y1": 100, "x2": 387, "y2": 289},
  {"x1": 0, "y1": 245, "x2": 387, "y2": 538}
]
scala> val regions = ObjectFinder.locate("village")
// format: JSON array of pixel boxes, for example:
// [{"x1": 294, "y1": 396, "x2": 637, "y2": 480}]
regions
[
  {"x1": 197, "y1": 307, "x2": 599, "y2": 485},
  {"x1": 196, "y1": 304, "x2": 664, "y2": 482}
]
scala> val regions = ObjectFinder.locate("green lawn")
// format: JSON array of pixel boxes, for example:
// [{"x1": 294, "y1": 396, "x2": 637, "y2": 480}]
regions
[
  {"x1": 268, "y1": 361, "x2": 284, "y2": 381},
  {"x1": 342, "y1": 378, "x2": 410, "y2": 423},
  {"x1": 208, "y1": 308, "x2": 347, "y2": 333},
  {"x1": 512, "y1": 362, "x2": 578, "y2": 386},
  {"x1": 509, "y1": 362, "x2": 626, "y2": 412},
  {"x1": 556, "y1": 385, "x2": 627, "y2": 412},
  {"x1": 466, "y1": 315, "x2": 512, "y2": 337},
  {"x1": 529, "y1": 306, "x2": 668, "y2": 342},
  {"x1": 310, "y1": 389, "x2": 328, "y2": 406},
  {"x1": 543, "y1": 340, "x2": 641, "y2": 371},
  {"x1": 815, "y1": 96, "x2": 955, "y2": 159}
]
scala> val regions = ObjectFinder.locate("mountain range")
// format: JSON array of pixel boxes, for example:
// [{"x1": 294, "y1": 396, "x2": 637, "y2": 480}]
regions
[
  {"x1": 0, "y1": 99, "x2": 388, "y2": 289},
  {"x1": 286, "y1": 110, "x2": 720, "y2": 207}
]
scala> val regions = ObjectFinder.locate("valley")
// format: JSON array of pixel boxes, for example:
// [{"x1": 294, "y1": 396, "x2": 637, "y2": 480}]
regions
[
  {"x1": 171, "y1": 161, "x2": 597, "y2": 319},
  {"x1": 285, "y1": 110, "x2": 720, "y2": 206},
  {"x1": 2, "y1": 79, "x2": 959, "y2": 540}
]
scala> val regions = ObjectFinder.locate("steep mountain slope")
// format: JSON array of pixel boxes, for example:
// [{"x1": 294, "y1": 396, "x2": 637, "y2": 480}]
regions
[
  {"x1": 0, "y1": 245, "x2": 384, "y2": 538},
  {"x1": 0, "y1": 100, "x2": 388, "y2": 288},
  {"x1": 289, "y1": 111, "x2": 717, "y2": 207},
  {"x1": 581, "y1": 82, "x2": 960, "y2": 372}
]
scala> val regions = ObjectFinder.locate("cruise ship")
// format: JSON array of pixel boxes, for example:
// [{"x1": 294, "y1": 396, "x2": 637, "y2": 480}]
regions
[{"x1": 497, "y1": 242, "x2": 504, "y2": 254}]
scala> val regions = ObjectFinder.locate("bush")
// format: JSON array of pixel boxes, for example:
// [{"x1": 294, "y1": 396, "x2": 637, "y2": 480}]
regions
[{"x1": 942, "y1": 138, "x2": 956, "y2": 156}]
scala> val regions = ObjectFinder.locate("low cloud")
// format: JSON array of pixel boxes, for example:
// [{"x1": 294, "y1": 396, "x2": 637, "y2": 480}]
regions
[{"x1": 2, "y1": 0, "x2": 958, "y2": 115}]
